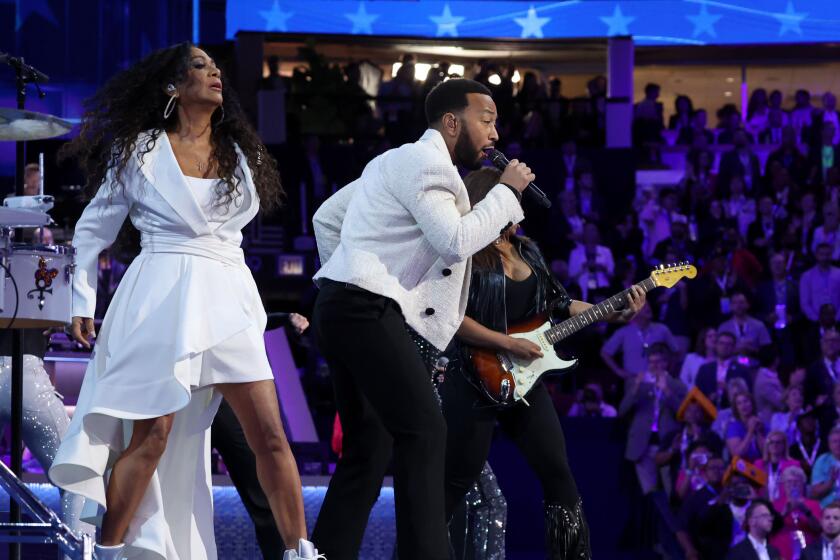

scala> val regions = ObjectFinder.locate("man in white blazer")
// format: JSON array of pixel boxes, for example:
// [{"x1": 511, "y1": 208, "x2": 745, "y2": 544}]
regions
[{"x1": 310, "y1": 79, "x2": 533, "y2": 560}]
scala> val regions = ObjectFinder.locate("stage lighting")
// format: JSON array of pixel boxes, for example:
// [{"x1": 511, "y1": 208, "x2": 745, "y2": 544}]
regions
[
  {"x1": 448, "y1": 64, "x2": 465, "y2": 76},
  {"x1": 415, "y1": 63, "x2": 432, "y2": 81}
]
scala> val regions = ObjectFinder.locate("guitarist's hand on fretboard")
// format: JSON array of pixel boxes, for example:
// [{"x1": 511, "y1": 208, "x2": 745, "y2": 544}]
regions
[{"x1": 618, "y1": 284, "x2": 647, "y2": 322}]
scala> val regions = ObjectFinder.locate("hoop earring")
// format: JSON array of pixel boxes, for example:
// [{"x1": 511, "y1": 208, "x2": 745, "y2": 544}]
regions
[{"x1": 163, "y1": 95, "x2": 178, "y2": 119}]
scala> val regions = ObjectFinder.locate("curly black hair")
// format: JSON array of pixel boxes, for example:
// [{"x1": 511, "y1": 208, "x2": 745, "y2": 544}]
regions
[{"x1": 60, "y1": 41, "x2": 284, "y2": 212}]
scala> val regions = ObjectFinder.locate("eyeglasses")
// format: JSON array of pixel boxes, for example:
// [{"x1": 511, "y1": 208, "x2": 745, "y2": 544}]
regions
[{"x1": 752, "y1": 513, "x2": 773, "y2": 520}]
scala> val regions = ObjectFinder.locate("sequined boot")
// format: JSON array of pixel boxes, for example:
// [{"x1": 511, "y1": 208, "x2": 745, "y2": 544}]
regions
[
  {"x1": 545, "y1": 499, "x2": 591, "y2": 560},
  {"x1": 93, "y1": 543, "x2": 125, "y2": 560}
]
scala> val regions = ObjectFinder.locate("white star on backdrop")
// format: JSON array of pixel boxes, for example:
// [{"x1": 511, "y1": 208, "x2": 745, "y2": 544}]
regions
[
  {"x1": 514, "y1": 5, "x2": 550, "y2": 39},
  {"x1": 600, "y1": 4, "x2": 635, "y2": 36},
  {"x1": 345, "y1": 2, "x2": 379, "y2": 35},
  {"x1": 430, "y1": 4, "x2": 465, "y2": 37},
  {"x1": 259, "y1": 0, "x2": 293, "y2": 32},
  {"x1": 686, "y1": 2, "x2": 721, "y2": 39},
  {"x1": 773, "y1": 1, "x2": 808, "y2": 36}
]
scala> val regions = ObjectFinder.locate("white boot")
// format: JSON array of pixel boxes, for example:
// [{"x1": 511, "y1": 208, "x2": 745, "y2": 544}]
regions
[
  {"x1": 283, "y1": 538, "x2": 325, "y2": 560},
  {"x1": 94, "y1": 543, "x2": 125, "y2": 560}
]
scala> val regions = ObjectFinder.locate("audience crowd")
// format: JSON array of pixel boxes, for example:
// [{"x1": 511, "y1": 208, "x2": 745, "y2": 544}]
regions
[{"x1": 52, "y1": 55, "x2": 840, "y2": 559}]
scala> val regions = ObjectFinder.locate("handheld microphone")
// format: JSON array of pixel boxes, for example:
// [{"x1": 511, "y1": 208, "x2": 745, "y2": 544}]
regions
[{"x1": 485, "y1": 149, "x2": 551, "y2": 209}]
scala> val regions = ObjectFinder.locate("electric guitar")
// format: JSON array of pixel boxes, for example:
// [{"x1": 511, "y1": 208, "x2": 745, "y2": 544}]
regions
[{"x1": 466, "y1": 262, "x2": 697, "y2": 407}]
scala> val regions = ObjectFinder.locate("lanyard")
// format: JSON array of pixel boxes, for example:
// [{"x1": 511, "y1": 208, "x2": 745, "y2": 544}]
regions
[{"x1": 797, "y1": 437, "x2": 820, "y2": 467}]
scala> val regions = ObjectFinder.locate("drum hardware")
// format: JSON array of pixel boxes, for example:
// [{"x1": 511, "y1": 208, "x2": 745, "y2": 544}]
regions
[
  {"x1": 0, "y1": 52, "x2": 87, "y2": 559},
  {"x1": 0, "y1": 460, "x2": 92, "y2": 557}
]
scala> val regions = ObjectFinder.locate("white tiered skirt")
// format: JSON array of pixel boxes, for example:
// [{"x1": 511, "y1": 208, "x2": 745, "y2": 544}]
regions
[{"x1": 50, "y1": 251, "x2": 274, "y2": 560}]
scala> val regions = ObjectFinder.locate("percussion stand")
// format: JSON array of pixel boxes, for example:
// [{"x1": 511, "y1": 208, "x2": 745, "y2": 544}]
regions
[{"x1": 9, "y1": 55, "x2": 43, "y2": 560}]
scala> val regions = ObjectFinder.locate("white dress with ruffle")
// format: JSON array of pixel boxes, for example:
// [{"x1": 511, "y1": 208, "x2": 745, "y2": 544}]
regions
[{"x1": 49, "y1": 131, "x2": 273, "y2": 560}]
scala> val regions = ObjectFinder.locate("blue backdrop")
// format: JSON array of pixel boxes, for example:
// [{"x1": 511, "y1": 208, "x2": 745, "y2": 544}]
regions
[{"x1": 226, "y1": 0, "x2": 839, "y2": 46}]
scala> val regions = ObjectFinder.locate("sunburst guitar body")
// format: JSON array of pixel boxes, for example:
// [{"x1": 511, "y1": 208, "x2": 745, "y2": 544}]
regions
[{"x1": 466, "y1": 262, "x2": 697, "y2": 406}]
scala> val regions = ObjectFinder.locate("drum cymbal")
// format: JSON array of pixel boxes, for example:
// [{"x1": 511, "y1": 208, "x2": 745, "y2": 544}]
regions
[{"x1": 0, "y1": 108, "x2": 73, "y2": 141}]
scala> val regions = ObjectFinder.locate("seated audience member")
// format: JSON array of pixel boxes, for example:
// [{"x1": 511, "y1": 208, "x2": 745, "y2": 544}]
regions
[
  {"x1": 606, "y1": 211, "x2": 645, "y2": 264},
  {"x1": 790, "y1": 89, "x2": 814, "y2": 132},
  {"x1": 601, "y1": 303, "x2": 678, "y2": 379},
  {"x1": 712, "y1": 378, "x2": 751, "y2": 440},
  {"x1": 677, "y1": 455, "x2": 732, "y2": 560},
  {"x1": 547, "y1": 190, "x2": 583, "y2": 259},
  {"x1": 796, "y1": 191, "x2": 821, "y2": 254},
  {"x1": 800, "y1": 243, "x2": 840, "y2": 325},
  {"x1": 810, "y1": 426, "x2": 840, "y2": 508},
  {"x1": 811, "y1": 206, "x2": 840, "y2": 261},
  {"x1": 763, "y1": 165, "x2": 797, "y2": 218},
  {"x1": 746, "y1": 195, "x2": 786, "y2": 264},
  {"x1": 759, "y1": 109, "x2": 785, "y2": 144},
  {"x1": 725, "y1": 498, "x2": 782, "y2": 560},
  {"x1": 726, "y1": 392, "x2": 767, "y2": 462},
  {"x1": 695, "y1": 331, "x2": 752, "y2": 407},
  {"x1": 804, "y1": 329, "x2": 840, "y2": 407},
  {"x1": 770, "y1": 465, "x2": 822, "y2": 559},
  {"x1": 802, "y1": 305, "x2": 840, "y2": 365},
  {"x1": 791, "y1": 409, "x2": 827, "y2": 477},
  {"x1": 576, "y1": 170, "x2": 605, "y2": 223},
  {"x1": 619, "y1": 344, "x2": 687, "y2": 495},
  {"x1": 677, "y1": 108, "x2": 714, "y2": 146},
  {"x1": 718, "y1": 291, "x2": 773, "y2": 356},
  {"x1": 652, "y1": 216, "x2": 697, "y2": 265},
  {"x1": 754, "y1": 252, "x2": 800, "y2": 331},
  {"x1": 723, "y1": 175, "x2": 757, "y2": 240},
  {"x1": 770, "y1": 384, "x2": 806, "y2": 444},
  {"x1": 754, "y1": 352, "x2": 785, "y2": 424},
  {"x1": 669, "y1": 95, "x2": 693, "y2": 131},
  {"x1": 757, "y1": 431, "x2": 803, "y2": 501},
  {"x1": 746, "y1": 88, "x2": 770, "y2": 137},
  {"x1": 807, "y1": 122, "x2": 840, "y2": 185},
  {"x1": 800, "y1": 502, "x2": 840, "y2": 560},
  {"x1": 718, "y1": 130, "x2": 762, "y2": 195},
  {"x1": 819, "y1": 381, "x2": 840, "y2": 442},
  {"x1": 639, "y1": 187, "x2": 686, "y2": 259},
  {"x1": 567, "y1": 383, "x2": 617, "y2": 418},
  {"x1": 679, "y1": 328, "x2": 717, "y2": 388},
  {"x1": 765, "y1": 125, "x2": 809, "y2": 186},
  {"x1": 567, "y1": 222, "x2": 615, "y2": 301}
]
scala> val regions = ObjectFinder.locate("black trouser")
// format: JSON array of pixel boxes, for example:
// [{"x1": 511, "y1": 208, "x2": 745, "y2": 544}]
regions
[
  {"x1": 211, "y1": 399, "x2": 284, "y2": 560},
  {"x1": 311, "y1": 281, "x2": 450, "y2": 560},
  {"x1": 441, "y1": 367, "x2": 580, "y2": 518}
]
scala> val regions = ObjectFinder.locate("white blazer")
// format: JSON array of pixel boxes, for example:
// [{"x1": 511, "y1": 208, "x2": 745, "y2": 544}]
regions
[
  {"x1": 72, "y1": 131, "x2": 261, "y2": 320},
  {"x1": 313, "y1": 128, "x2": 524, "y2": 350}
]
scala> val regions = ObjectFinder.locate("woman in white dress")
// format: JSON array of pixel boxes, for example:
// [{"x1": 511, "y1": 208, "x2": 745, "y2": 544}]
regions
[{"x1": 49, "y1": 43, "x2": 320, "y2": 560}]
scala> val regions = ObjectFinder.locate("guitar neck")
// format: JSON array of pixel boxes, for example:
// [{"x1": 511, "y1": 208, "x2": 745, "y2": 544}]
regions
[{"x1": 545, "y1": 277, "x2": 656, "y2": 344}]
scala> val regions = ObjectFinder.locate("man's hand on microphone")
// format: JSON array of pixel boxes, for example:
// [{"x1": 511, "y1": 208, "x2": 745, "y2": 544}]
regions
[{"x1": 499, "y1": 159, "x2": 535, "y2": 193}]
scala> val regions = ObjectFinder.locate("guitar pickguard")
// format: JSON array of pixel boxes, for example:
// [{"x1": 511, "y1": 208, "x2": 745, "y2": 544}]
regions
[{"x1": 505, "y1": 321, "x2": 578, "y2": 404}]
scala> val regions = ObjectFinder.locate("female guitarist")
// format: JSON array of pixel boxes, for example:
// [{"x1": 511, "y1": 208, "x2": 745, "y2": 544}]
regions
[{"x1": 442, "y1": 167, "x2": 646, "y2": 559}]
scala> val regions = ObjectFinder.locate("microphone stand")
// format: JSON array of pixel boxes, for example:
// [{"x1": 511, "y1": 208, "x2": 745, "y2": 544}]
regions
[{"x1": 7, "y1": 53, "x2": 46, "y2": 560}]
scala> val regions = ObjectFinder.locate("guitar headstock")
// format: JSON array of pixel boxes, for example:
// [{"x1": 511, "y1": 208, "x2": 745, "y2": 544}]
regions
[{"x1": 650, "y1": 261, "x2": 697, "y2": 288}]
